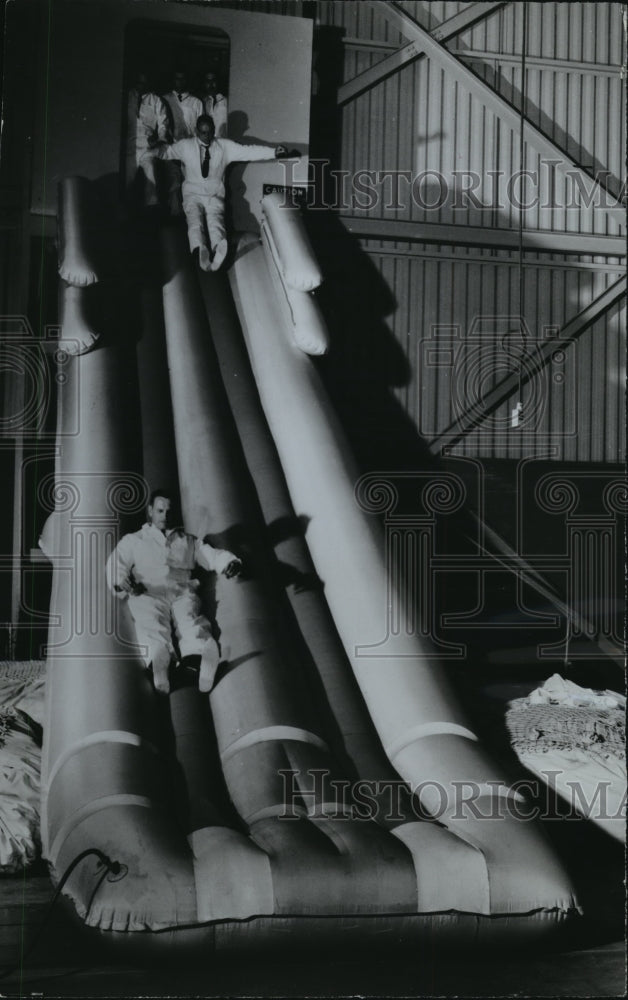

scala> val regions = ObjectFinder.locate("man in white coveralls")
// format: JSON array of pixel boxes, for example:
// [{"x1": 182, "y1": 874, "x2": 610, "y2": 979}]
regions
[
  {"x1": 106, "y1": 490, "x2": 241, "y2": 695},
  {"x1": 162, "y1": 70, "x2": 204, "y2": 140},
  {"x1": 161, "y1": 70, "x2": 204, "y2": 216},
  {"x1": 152, "y1": 114, "x2": 298, "y2": 271},
  {"x1": 126, "y1": 71, "x2": 170, "y2": 208}
]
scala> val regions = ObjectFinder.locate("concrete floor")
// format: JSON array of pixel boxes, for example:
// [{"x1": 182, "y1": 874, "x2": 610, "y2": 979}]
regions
[{"x1": 2, "y1": 938, "x2": 625, "y2": 997}]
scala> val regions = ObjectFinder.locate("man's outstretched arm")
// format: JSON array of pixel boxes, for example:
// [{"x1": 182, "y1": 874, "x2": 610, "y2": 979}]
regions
[
  {"x1": 196, "y1": 537, "x2": 242, "y2": 578},
  {"x1": 222, "y1": 139, "x2": 301, "y2": 165}
]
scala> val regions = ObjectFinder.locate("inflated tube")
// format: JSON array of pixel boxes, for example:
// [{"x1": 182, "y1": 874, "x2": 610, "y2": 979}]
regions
[
  {"x1": 41, "y1": 341, "x2": 199, "y2": 935},
  {"x1": 261, "y1": 192, "x2": 322, "y2": 291},
  {"x1": 57, "y1": 177, "x2": 99, "y2": 286}
]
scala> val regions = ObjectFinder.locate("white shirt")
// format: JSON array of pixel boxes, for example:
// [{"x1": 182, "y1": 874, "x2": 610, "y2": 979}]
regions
[
  {"x1": 163, "y1": 91, "x2": 204, "y2": 140},
  {"x1": 157, "y1": 136, "x2": 276, "y2": 199},
  {"x1": 106, "y1": 523, "x2": 236, "y2": 597}
]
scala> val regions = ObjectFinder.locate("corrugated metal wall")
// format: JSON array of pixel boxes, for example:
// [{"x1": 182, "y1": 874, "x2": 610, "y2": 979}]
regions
[
  {"x1": 363, "y1": 247, "x2": 624, "y2": 461},
  {"x1": 316, "y1": 1, "x2": 626, "y2": 461}
]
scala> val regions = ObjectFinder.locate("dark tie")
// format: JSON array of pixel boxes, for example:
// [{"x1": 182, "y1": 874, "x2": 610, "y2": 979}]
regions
[
  {"x1": 201, "y1": 145, "x2": 210, "y2": 178},
  {"x1": 178, "y1": 93, "x2": 183, "y2": 101}
]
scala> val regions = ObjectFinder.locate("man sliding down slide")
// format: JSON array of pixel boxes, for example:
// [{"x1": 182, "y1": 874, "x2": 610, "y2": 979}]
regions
[
  {"x1": 106, "y1": 489, "x2": 241, "y2": 694},
  {"x1": 151, "y1": 115, "x2": 300, "y2": 271}
]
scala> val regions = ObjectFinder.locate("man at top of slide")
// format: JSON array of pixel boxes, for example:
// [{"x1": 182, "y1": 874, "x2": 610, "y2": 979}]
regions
[{"x1": 152, "y1": 114, "x2": 299, "y2": 271}]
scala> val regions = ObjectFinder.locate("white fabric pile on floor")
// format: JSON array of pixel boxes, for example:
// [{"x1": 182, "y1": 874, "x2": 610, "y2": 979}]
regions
[
  {"x1": 506, "y1": 673, "x2": 626, "y2": 841},
  {"x1": 0, "y1": 659, "x2": 46, "y2": 726},
  {"x1": 0, "y1": 661, "x2": 46, "y2": 873}
]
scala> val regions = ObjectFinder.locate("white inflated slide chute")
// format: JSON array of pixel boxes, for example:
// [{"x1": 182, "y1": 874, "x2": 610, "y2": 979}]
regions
[{"x1": 39, "y1": 180, "x2": 581, "y2": 957}]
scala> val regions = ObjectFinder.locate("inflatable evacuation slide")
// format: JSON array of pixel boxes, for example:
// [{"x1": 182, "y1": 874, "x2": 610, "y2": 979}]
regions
[{"x1": 39, "y1": 179, "x2": 580, "y2": 955}]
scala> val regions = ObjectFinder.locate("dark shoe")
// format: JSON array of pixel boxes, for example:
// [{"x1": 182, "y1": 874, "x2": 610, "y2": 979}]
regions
[
  {"x1": 210, "y1": 238, "x2": 228, "y2": 271},
  {"x1": 179, "y1": 654, "x2": 201, "y2": 672},
  {"x1": 170, "y1": 654, "x2": 202, "y2": 693}
]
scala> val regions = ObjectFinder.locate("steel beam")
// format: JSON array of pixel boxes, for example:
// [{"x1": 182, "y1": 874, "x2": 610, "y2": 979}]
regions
[
  {"x1": 371, "y1": 1, "x2": 624, "y2": 225},
  {"x1": 450, "y1": 48, "x2": 623, "y2": 78},
  {"x1": 338, "y1": 2, "x2": 507, "y2": 105},
  {"x1": 359, "y1": 246, "x2": 624, "y2": 275},
  {"x1": 339, "y1": 216, "x2": 626, "y2": 257}
]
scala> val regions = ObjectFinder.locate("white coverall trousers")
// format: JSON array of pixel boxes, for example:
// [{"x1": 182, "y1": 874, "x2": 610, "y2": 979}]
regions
[
  {"x1": 136, "y1": 147, "x2": 160, "y2": 206},
  {"x1": 182, "y1": 193, "x2": 226, "y2": 254},
  {"x1": 128, "y1": 583, "x2": 219, "y2": 679}
]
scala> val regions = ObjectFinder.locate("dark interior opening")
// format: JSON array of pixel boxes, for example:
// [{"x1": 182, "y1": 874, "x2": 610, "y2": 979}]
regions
[{"x1": 124, "y1": 19, "x2": 230, "y2": 97}]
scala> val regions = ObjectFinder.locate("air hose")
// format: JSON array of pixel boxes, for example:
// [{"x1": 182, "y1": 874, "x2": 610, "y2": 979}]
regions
[{"x1": 0, "y1": 847, "x2": 128, "y2": 980}]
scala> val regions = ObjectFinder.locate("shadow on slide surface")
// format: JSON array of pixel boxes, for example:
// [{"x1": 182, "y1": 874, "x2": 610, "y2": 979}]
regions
[{"x1": 39, "y1": 184, "x2": 582, "y2": 957}]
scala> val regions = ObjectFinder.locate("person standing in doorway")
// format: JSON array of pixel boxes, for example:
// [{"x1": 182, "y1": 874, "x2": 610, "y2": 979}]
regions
[
  {"x1": 126, "y1": 71, "x2": 170, "y2": 208},
  {"x1": 163, "y1": 70, "x2": 204, "y2": 139},
  {"x1": 200, "y1": 71, "x2": 228, "y2": 138}
]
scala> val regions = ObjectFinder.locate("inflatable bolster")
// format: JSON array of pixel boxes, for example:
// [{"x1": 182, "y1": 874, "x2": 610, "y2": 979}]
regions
[
  {"x1": 284, "y1": 286, "x2": 329, "y2": 357},
  {"x1": 261, "y1": 192, "x2": 322, "y2": 292},
  {"x1": 57, "y1": 176, "x2": 99, "y2": 287},
  {"x1": 261, "y1": 221, "x2": 329, "y2": 356},
  {"x1": 58, "y1": 281, "x2": 100, "y2": 356}
]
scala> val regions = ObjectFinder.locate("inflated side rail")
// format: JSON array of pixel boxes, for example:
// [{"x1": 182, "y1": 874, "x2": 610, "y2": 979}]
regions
[
  {"x1": 230, "y1": 208, "x2": 581, "y2": 923},
  {"x1": 40, "y1": 341, "x2": 200, "y2": 935}
]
